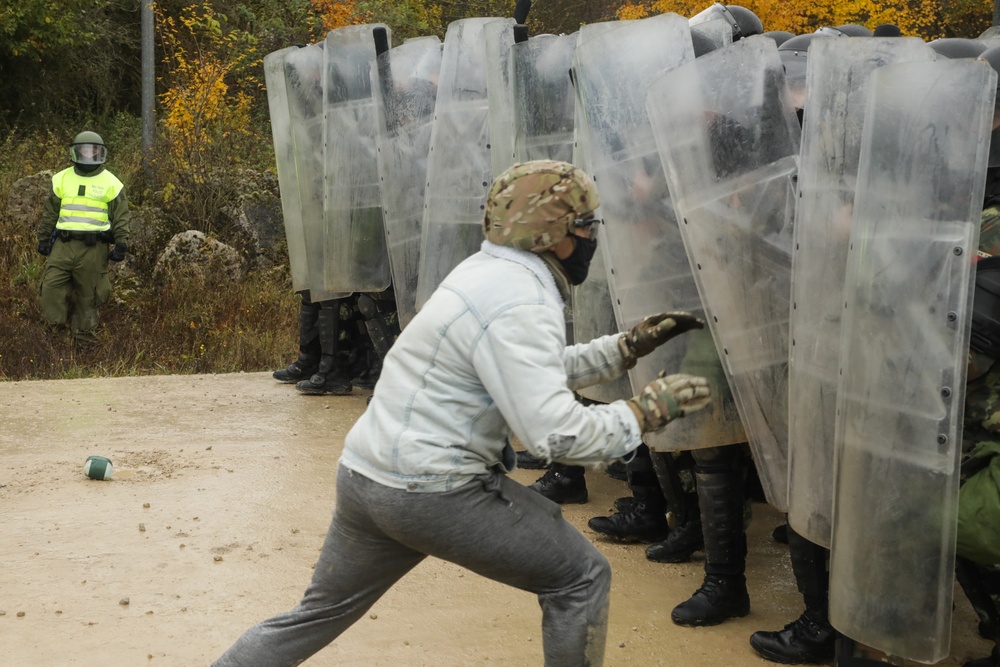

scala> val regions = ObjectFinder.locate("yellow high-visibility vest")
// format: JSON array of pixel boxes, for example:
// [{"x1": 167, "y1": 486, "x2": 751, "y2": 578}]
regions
[{"x1": 51, "y1": 167, "x2": 123, "y2": 232}]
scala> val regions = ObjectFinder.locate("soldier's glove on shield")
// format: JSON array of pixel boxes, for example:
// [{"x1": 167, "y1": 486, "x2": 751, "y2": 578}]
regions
[
  {"x1": 109, "y1": 242, "x2": 127, "y2": 262},
  {"x1": 619, "y1": 312, "x2": 705, "y2": 369},
  {"x1": 37, "y1": 239, "x2": 52, "y2": 256},
  {"x1": 626, "y1": 373, "x2": 711, "y2": 433}
]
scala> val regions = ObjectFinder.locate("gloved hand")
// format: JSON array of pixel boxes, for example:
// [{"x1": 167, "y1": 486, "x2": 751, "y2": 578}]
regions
[
  {"x1": 619, "y1": 312, "x2": 705, "y2": 369},
  {"x1": 626, "y1": 373, "x2": 712, "y2": 433},
  {"x1": 37, "y1": 239, "x2": 52, "y2": 256},
  {"x1": 109, "y1": 242, "x2": 127, "y2": 262}
]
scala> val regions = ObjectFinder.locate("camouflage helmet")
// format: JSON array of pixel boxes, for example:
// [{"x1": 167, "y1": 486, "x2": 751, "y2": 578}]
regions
[{"x1": 483, "y1": 160, "x2": 599, "y2": 253}]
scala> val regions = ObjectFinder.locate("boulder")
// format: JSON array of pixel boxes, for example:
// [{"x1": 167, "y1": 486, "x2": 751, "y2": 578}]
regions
[{"x1": 152, "y1": 230, "x2": 243, "y2": 284}]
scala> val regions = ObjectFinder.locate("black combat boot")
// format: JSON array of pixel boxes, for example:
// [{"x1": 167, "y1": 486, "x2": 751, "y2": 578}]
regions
[
  {"x1": 614, "y1": 496, "x2": 637, "y2": 512},
  {"x1": 589, "y1": 444, "x2": 668, "y2": 541},
  {"x1": 528, "y1": 463, "x2": 587, "y2": 504},
  {"x1": 296, "y1": 300, "x2": 353, "y2": 396},
  {"x1": 749, "y1": 608, "x2": 836, "y2": 664},
  {"x1": 516, "y1": 450, "x2": 549, "y2": 470},
  {"x1": 646, "y1": 517, "x2": 704, "y2": 563},
  {"x1": 274, "y1": 296, "x2": 321, "y2": 383},
  {"x1": 671, "y1": 449, "x2": 750, "y2": 627},
  {"x1": 750, "y1": 527, "x2": 835, "y2": 664}
]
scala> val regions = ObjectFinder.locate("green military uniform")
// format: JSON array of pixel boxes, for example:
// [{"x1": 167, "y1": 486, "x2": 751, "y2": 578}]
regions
[{"x1": 37, "y1": 156, "x2": 130, "y2": 345}]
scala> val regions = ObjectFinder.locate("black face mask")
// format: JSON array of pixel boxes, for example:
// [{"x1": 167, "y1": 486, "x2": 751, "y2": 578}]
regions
[{"x1": 558, "y1": 235, "x2": 598, "y2": 285}]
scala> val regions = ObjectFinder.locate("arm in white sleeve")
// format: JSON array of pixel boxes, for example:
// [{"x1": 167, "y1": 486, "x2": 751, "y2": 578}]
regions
[
  {"x1": 472, "y1": 304, "x2": 643, "y2": 466},
  {"x1": 562, "y1": 332, "x2": 629, "y2": 391}
]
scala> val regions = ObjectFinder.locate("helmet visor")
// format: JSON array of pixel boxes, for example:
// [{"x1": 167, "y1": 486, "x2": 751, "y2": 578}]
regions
[{"x1": 70, "y1": 143, "x2": 107, "y2": 165}]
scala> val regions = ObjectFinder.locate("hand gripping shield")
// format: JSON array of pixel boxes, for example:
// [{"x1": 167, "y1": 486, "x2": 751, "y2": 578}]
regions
[
  {"x1": 371, "y1": 36, "x2": 442, "y2": 329},
  {"x1": 283, "y1": 43, "x2": 348, "y2": 301},
  {"x1": 512, "y1": 33, "x2": 577, "y2": 164},
  {"x1": 646, "y1": 36, "x2": 801, "y2": 510},
  {"x1": 787, "y1": 37, "x2": 935, "y2": 548},
  {"x1": 323, "y1": 25, "x2": 392, "y2": 294},
  {"x1": 828, "y1": 59, "x2": 995, "y2": 663},
  {"x1": 264, "y1": 47, "x2": 309, "y2": 293},
  {"x1": 574, "y1": 13, "x2": 746, "y2": 451},
  {"x1": 415, "y1": 18, "x2": 514, "y2": 310}
]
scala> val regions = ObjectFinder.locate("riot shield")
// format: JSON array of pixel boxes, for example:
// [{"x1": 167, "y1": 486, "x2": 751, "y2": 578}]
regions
[
  {"x1": 570, "y1": 22, "x2": 634, "y2": 404},
  {"x1": 371, "y1": 36, "x2": 442, "y2": 329},
  {"x1": 323, "y1": 25, "x2": 392, "y2": 294},
  {"x1": 283, "y1": 43, "x2": 347, "y2": 302},
  {"x1": 415, "y1": 18, "x2": 513, "y2": 310},
  {"x1": 264, "y1": 47, "x2": 309, "y2": 293},
  {"x1": 828, "y1": 59, "x2": 995, "y2": 663},
  {"x1": 689, "y1": 17, "x2": 732, "y2": 53},
  {"x1": 573, "y1": 13, "x2": 746, "y2": 451},
  {"x1": 787, "y1": 37, "x2": 935, "y2": 548},
  {"x1": 512, "y1": 33, "x2": 577, "y2": 163},
  {"x1": 485, "y1": 20, "x2": 517, "y2": 176},
  {"x1": 646, "y1": 36, "x2": 800, "y2": 510}
]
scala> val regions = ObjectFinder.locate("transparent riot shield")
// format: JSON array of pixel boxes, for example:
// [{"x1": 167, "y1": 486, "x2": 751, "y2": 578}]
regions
[
  {"x1": 323, "y1": 25, "x2": 392, "y2": 294},
  {"x1": 787, "y1": 37, "x2": 935, "y2": 548},
  {"x1": 689, "y1": 17, "x2": 732, "y2": 52},
  {"x1": 416, "y1": 18, "x2": 513, "y2": 310},
  {"x1": 283, "y1": 43, "x2": 347, "y2": 302},
  {"x1": 512, "y1": 33, "x2": 577, "y2": 163},
  {"x1": 828, "y1": 59, "x2": 995, "y2": 663},
  {"x1": 570, "y1": 22, "x2": 633, "y2": 404},
  {"x1": 371, "y1": 36, "x2": 442, "y2": 329},
  {"x1": 264, "y1": 47, "x2": 309, "y2": 293},
  {"x1": 646, "y1": 36, "x2": 800, "y2": 510},
  {"x1": 485, "y1": 20, "x2": 517, "y2": 176},
  {"x1": 574, "y1": 13, "x2": 746, "y2": 451}
]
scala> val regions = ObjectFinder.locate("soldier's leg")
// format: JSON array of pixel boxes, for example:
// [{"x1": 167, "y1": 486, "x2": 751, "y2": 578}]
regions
[
  {"x1": 296, "y1": 298, "x2": 353, "y2": 395},
  {"x1": 38, "y1": 239, "x2": 76, "y2": 336},
  {"x1": 587, "y1": 444, "x2": 669, "y2": 543},
  {"x1": 70, "y1": 242, "x2": 110, "y2": 346},
  {"x1": 273, "y1": 291, "x2": 321, "y2": 383},
  {"x1": 671, "y1": 443, "x2": 750, "y2": 627},
  {"x1": 529, "y1": 462, "x2": 589, "y2": 505},
  {"x1": 750, "y1": 526, "x2": 836, "y2": 663},
  {"x1": 646, "y1": 450, "x2": 704, "y2": 563},
  {"x1": 354, "y1": 290, "x2": 400, "y2": 389}
]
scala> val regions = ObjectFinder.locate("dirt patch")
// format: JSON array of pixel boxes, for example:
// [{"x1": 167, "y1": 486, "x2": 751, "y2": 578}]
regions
[{"x1": 0, "y1": 372, "x2": 991, "y2": 666}]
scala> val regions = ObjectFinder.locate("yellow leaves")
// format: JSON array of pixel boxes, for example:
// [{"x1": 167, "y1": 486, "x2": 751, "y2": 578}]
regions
[
  {"x1": 310, "y1": 0, "x2": 364, "y2": 31},
  {"x1": 616, "y1": 3, "x2": 650, "y2": 20}
]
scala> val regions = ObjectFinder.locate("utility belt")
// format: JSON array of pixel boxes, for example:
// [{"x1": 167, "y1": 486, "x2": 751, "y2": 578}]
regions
[{"x1": 55, "y1": 230, "x2": 114, "y2": 246}]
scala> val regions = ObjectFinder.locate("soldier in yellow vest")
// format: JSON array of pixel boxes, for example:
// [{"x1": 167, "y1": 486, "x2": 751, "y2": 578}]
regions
[{"x1": 37, "y1": 131, "x2": 130, "y2": 345}]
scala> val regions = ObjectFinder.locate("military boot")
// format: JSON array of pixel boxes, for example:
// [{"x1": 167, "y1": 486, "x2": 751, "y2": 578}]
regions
[
  {"x1": 296, "y1": 300, "x2": 353, "y2": 396},
  {"x1": 749, "y1": 608, "x2": 836, "y2": 664},
  {"x1": 528, "y1": 464, "x2": 587, "y2": 504},
  {"x1": 750, "y1": 527, "x2": 834, "y2": 663},
  {"x1": 671, "y1": 451, "x2": 750, "y2": 626},
  {"x1": 645, "y1": 518, "x2": 704, "y2": 563},
  {"x1": 516, "y1": 450, "x2": 549, "y2": 470},
  {"x1": 587, "y1": 503, "x2": 669, "y2": 542},
  {"x1": 274, "y1": 297, "x2": 321, "y2": 383}
]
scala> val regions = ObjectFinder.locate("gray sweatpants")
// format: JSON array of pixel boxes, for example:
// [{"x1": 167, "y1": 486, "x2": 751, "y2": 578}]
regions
[{"x1": 213, "y1": 464, "x2": 611, "y2": 666}]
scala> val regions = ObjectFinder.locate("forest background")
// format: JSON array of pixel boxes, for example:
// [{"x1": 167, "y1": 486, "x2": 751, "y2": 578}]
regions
[{"x1": 0, "y1": 0, "x2": 993, "y2": 381}]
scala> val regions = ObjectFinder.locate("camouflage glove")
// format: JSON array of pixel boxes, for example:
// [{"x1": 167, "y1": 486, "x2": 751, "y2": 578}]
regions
[
  {"x1": 37, "y1": 239, "x2": 52, "y2": 256},
  {"x1": 625, "y1": 373, "x2": 712, "y2": 433},
  {"x1": 618, "y1": 312, "x2": 705, "y2": 369}
]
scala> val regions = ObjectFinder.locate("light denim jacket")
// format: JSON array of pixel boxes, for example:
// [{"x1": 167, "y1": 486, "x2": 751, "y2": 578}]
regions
[{"x1": 340, "y1": 241, "x2": 643, "y2": 492}]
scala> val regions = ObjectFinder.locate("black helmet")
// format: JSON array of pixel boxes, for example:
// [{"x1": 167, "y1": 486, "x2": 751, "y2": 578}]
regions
[
  {"x1": 928, "y1": 37, "x2": 987, "y2": 59},
  {"x1": 834, "y1": 24, "x2": 873, "y2": 37},
  {"x1": 873, "y1": 24, "x2": 902, "y2": 37},
  {"x1": 69, "y1": 130, "x2": 107, "y2": 165},
  {"x1": 726, "y1": 5, "x2": 763, "y2": 39},
  {"x1": 761, "y1": 30, "x2": 796, "y2": 47}
]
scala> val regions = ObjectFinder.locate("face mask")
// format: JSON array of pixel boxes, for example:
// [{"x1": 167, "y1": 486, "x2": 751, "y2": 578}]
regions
[{"x1": 558, "y1": 235, "x2": 598, "y2": 285}]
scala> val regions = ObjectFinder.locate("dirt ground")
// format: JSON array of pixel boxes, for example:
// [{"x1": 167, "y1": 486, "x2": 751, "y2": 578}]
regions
[{"x1": 0, "y1": 372, "x2": 992, "y2": 666}]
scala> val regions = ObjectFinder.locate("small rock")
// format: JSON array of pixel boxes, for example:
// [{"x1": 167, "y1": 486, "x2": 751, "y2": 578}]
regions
[
  {"x1": 214, "y1": 556, "x2": 223, "y2": 562},
  {"x1": 618, "y1": 642, "x2": 625, "y2": 648},
  {"x1": 143, "y1": 503, "x2": 151, "y2": 508},
  {"x1": 139, "y1": 523, "x2": 146, "y2": 532},
  {"x1": 120, "y1": 598, "x2": 130, "y2": 606},
  {"x1": 16, "y1": 611, "x2": 25, "y2": 618},
  {"x1": 369, "y1": 613, "x2": 377, "y2": 620}
]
